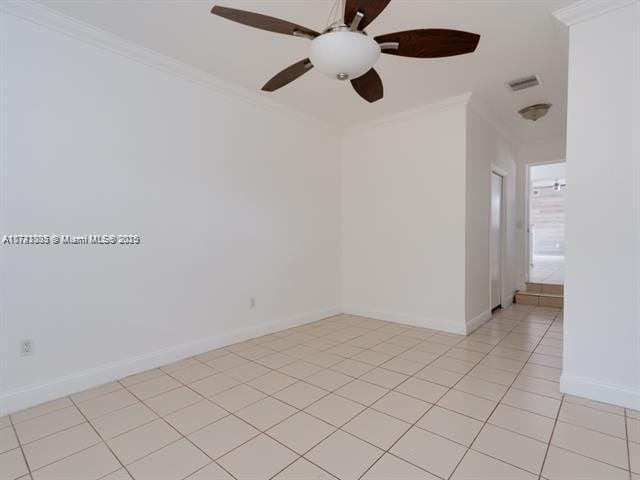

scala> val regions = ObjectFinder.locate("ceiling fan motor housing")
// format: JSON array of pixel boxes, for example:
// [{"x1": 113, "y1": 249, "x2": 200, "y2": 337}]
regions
[{"x1": 309, "y1": 28, "x2": 381, "y2": 81}]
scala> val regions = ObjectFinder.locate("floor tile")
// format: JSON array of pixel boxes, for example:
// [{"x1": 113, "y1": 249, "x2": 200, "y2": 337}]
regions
[
  {"x1": 127, "y1": 375, "x2": 181, "y2": 401},
  {"x1": 431, "y1": 356, "x2": 476, "y2": 375},
  {"x1": 380, "y1": 357, "x2": 423, "y2": 375},
  {"x1": 120, "y1": 369, "x2": 164, "y2": 387},
  {"x1": 343, "y1": 408, "x2": 410, "y2": 449},
  {"x1": 206, "y1": 353, "x2": 249, "y2": 371},
  {"x1": 160, "y1": 357, "x2": 200, "y2": 374},
  {"x1": 564, "y1": 395, "x2": 625, "y2": 416},
  {"x1": 414, "y1": 366, "x2": 464, "y2": 387},
  {"x1": 489, "y1": 404, "x2": 554, "y2": 442},
  {"x1": 279, "y1": 361, "x2": 323, "y2": 380},
  {"x1": 390, "y1": 426, "x2": 467, "y2": 479},
  {"x1": 189, "y1": 373, "x2": 239, "y2": 397},
  {"x1": 188, "y1": 415, "x2": 259, "y2": 459},
  {"x1": 351, "y1": 350, "x2": 393, "y2": 367},
  {"x1": 274, "y1": 382, "x2": 327, "y2": 409},
  {"x1": 306, "y1": 352, "x2": 344, "y2": 368},
  {"x1": 0, "y1": 448, "x2": 28, "y2": 480},
  {"x1": 102, "y1": 468, "x2": 133, "y2": 480},
  {"x1": 361, "y1": 453, "x2": 439, "y2": 480},
  {"x1": 542, "y1": 445, "x2": 629, "y2": 480},
  {"x1": 0, "y1": 427, "x2": 18, "y2": 454},
  {"x1": 23, "y1": 422, "x2": 100, "y2": 471},
  {"x1": 468, "y1": 365, "x2": 518, "y2": 386},
  {"x1": 306, "y1": 430, "x2": 383, "y2": 480},
  {"x1": 630, "y1": 441, "x2": 639, "y2": 474},
  {"x1": 169, "y1": 363, "x2": 216, "y2": 384},
  {"x1": 451, "y1": 449, "x2": 536, "y2": 480},
  {"x1": 11, "y1": 398, "x2": 74, "y2": 425},
  {"x1": 417, "y1": 405, "x2": 483, "y2": 446},
  {"x1": 248, "y1": 371, "x2": 297, "y2": 395},
  {"x1": 218, "y1": 434, "x2": 297, "y2": 479},
  {"x1": 512, "y1": 375, "x2": 561, "y2": 399},
  {"x1": 558, "y1": 402, "x2": 626, "y2": 438},
  {"x1": 164, "y1": 399, "x2": 227, "y2": 435},
  {"x1": 71, "y1": 382, "x2": 123, "y2": 404},
  {"x1": 255, "y1": 353, "x2": 296, "y2": 370},
  {"x1": 454, "y1": 376, "x2": 508, "y2": 401},
  {"x1": 396, "y1": 378, "x2": 448, "y2": 403},
  {"x1": 305, "y1": 394, "x2": 365, "y2": 427},
  {"x1": 210, "y1": 384, "x2": 266, "y2": 413},
  {"x1": 236, "y1": 397, "x2": 297, "y2": 431},
  {"x1": 14, "y1": 406, "x2": 85, "y2": 444},
  {"x1": 144, "y1": 386, "x2": 202, "y2": 416},
  {"x1": 551, "y1": 421, "x2": 629, "y2": 469},
  {"x1": 273, "y1": 457, "x2": 336, "y2": 479},
  {"x1": 107, "y1": 419, "x2": 180, "y2": 465},
  {"x1": 226, "y1": 362, "x2": 271, "y2": 382},
  {"x1": 267, "y1": 412, "x2": 335, "y2": 454},
  {"x1": 398, "y1": 349, "x2": 439, "y2": 365},
  {"x1": 330, "y1": 359, "x2": 373, "y2": 378},
  {"x1": 31, "y1": 443, "x2": 120, "y2": 480},
  {"x1": 627, "y1": 416, "x2": 640, "y2": 443},
  {"x1": 371, "y1": 390, "x2": 431, "y2": 423},
  {"x1": 91, "y1": 402, "x2": 157, "y2": 439},
  {"x1": 185, "y1": 462, "x2": 235, "y2": 480},
  {"x1": 360, "y1": 368, "x2": 408, "y2": 389},
  {"x1": 501, "y1": 388, "x2": 561, "y2": 418},
  {"x1": 77, "y1": 389, "x2": 139, "y2": 419},
  {"x1": 335, "y1": 380, "x2": 388, "y2": 406},
  {"x1": 127, "y1": 438, "x2": 210, "y2": 480},
  {"x1": 305, "y1": 369, "x2": 352, "y2": 391},
  {"x1": 473, "y1": 424, "x2": 547, "y2": 474},
  {"x1": 437, "y1": 389, "x2": 496, "y2": 422}
]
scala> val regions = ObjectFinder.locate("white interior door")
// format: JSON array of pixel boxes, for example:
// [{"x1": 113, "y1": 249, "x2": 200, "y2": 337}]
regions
[{"x1": 490, "y1": 172, "x2": 503, "y2": 309}]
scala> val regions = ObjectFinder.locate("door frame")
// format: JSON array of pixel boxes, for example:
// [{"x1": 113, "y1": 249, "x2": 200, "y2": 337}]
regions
[
  {"x1": 525, "y1": 160, "x2": 566, "y2": 283},
  {"x1": 490, "y1": 165, "x2": 508, "y2": 310}
]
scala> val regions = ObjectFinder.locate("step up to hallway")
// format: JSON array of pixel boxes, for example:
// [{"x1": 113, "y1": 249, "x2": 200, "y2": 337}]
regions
[{"x1": 515, "y1": 282, "x2": 564, "y2": 307}]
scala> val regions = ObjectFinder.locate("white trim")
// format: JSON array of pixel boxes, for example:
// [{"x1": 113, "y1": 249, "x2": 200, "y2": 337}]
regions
[
  {"x1": 465, "y1": 310, "x2": 491, "y2": 335},
  {"x1": 342, "y1": 305, "x2": 467, "y2": 335},
  {"x1": 560, "y1": 373, "x2": 640, "y2": 411},
  {"x1": 345, "y1": 92, "x2": 473, "y2": 135},
  {"x1": 552, "y1": 0, "x2": 637, "y2": 26},
  {"x1": 0, "y1": 307, "x2": 341, "y2": 416},
  {"x1": 0, "y1": 0, "x2": 337, "y2": 135}
]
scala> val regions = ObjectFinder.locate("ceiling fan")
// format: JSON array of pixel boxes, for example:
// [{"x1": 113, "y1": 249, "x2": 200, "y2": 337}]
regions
[{"x1": 210, "y1": 0, "x2": 480, "y2": 103}]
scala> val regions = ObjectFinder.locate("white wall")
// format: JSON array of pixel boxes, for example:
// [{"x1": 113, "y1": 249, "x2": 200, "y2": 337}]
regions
[
  {"x1": 465, "y1": 105, "x2": 517, "y2": 327},
  {"x1": 559, "y1": 2, "x2": 640, "y2": 409},
  {"x1": 341, "y1": 99, "x2": 468, "y2": 333},
  {"x1": 515, "y1": 137, "x2": 566, "y2": 287},
  {"x1": 0, "y1": 12, "x2": 342, "y2": 414}
]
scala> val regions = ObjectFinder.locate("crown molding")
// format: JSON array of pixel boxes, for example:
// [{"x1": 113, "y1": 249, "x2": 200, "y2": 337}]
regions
[
  {"x1": 345, "y1": 92, "x2": 473, "y2": 135},
  {"x1": 552, "y1": 0, "x2": 637, "y2": 26},
  {"x1": 0, "y1": 0, "x2": 338, "y2": 133}
]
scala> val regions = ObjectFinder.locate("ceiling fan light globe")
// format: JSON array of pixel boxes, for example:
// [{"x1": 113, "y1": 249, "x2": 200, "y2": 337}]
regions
[{"x1": 309, "y1": 31, "x2": 381, "y2": 80}]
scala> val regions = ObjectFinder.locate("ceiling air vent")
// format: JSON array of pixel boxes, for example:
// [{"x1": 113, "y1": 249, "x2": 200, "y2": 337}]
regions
[{"x1": 508, "y1": 74, "x2": 541, "y2": 92}]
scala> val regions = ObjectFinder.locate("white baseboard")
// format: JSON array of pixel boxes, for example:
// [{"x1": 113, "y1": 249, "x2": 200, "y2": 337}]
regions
[
  {"x1": 0, "y1": 306, "x2": 341, "y2": 416},
  {"x1": 342, "y1": 305, "x2": 466, "y2": 335},
  {"x1": 560, "y1": 373, "x2": 640, "y2": 410},
  {"x1": 465, "y1": 310, "x2": 492, "y2": 335}
]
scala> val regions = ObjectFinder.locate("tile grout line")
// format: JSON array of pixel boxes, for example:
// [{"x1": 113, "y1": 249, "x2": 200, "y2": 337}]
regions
[
  {"x1": 447, "y1": 308, "x2": 562, "y2": 479},
  {"x1": 8, "y1": 414, "x2": 33, "y2": 479}
]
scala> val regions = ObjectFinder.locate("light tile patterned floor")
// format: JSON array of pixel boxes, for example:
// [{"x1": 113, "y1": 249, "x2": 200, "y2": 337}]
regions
[
  {"x1": 530, "y1": 255, "x2": 565, "y2": 284},
  {"x1": 2, "y1": 306, "x2": 639, "y2": 480}
]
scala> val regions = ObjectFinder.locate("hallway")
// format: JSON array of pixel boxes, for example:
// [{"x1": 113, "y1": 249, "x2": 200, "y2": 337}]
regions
[
  {"x1": 530, "y1": 255, "x2": 565, "y2": 284},
  {"x1": 1, "y1": 306, "x2": 637, "y2": 480}
]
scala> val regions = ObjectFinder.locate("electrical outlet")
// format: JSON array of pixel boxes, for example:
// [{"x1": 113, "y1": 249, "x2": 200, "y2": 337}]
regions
[
  {"x1": 20, "y1": 339, "x2": 34, "y2": 357},
  {"x1": 250, "y1": 297, "x2": 256, "y2": 308}
]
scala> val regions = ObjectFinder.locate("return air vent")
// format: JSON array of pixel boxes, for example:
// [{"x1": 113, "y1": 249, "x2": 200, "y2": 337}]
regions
[{"x1": 508, "y1": 74, "x2": 541, "y2": 92}]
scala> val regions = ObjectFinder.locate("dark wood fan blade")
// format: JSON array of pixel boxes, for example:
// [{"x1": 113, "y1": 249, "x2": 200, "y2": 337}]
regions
[
  {"x1": 344, "y1": 0, "x2": 391, "y2": 30},
  {"x1": 262, "y1": 59, "x2": 313, "y2": 92},
  {"x1": 351, "y1": 68, "x2": 384, "y2": 103},
  {"x1": 211, "y1": 6, "x2": 320, "y2": 38},
  {"x1": 376, "y1": 29, "x2": 480, "y2": 58}
]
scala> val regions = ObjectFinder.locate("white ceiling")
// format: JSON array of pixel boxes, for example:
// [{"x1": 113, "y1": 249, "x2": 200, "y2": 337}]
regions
[{"x1": 37, "y1": 0, "x2": 572, "y2": 145}]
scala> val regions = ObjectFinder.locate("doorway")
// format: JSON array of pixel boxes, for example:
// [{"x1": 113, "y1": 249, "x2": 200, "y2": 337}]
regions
[
  {"x1": 490, "y1": 172, "x2": 504, "y2": 310},
  {"x1": 527, "y1": 162, "x2": 566, "y2": 284}
]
